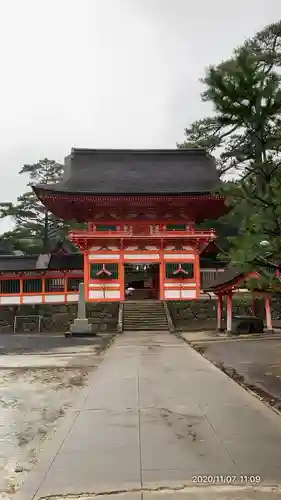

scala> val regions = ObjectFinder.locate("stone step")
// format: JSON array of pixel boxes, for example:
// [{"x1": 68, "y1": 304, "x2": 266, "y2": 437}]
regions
[
  {"x1": 124, "y1": 307, "x2": 164, "y2": 311},
  {"x1": 123, "y1": 326, "x2": 167, "y2": 331},
  {"x1": 124, "y1": 301, "x2": 163, "y2": 304},
  {"x1": 124, "y1": 310, "x2": 165, "y2": 314},
  {"x1": 125, "y1": 311, "x2": 164, "y2": 318},
  {"x1": 124, "y1": 310, "x2": 165, "y2": 313},
  {"x1": 124, "y1": 317, "x2": 168, "y2": 322},
  {"x1": 124, "y1": 313, "x2": 167, "y2": 318},
  {"x1": 122, "y1": 300, "x2": 168, "y2": 331},
  {"x1": 124, "y1": 323, "x2": 168, "y2": 327},
  {"x1": 124, "y1": 322, "x2": 168, "y2": 326}
]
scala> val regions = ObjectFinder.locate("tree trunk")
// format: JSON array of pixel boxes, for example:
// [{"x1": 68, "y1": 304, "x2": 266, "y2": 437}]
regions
[{"x1": 43, "y1": 211, "x2": 49, "y2": 253}]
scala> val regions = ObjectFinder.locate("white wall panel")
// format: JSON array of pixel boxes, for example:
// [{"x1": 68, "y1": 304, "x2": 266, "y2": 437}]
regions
[
  {"x1": 105, "y1": 290, "x2": 120, "y2": 299},
  {"x1": 1, "y1": 296, "x2": 21, "y2": 305},
  {"x1": 164, "y1": 282, "x2": 196, "y2": 288},
  {"x1": 181, "y1": 289, "x2": 197, "y2": 299},
  {"x1": 89, "y1": 290, "x2": 104, "y2": 299},
  {"x1": 67, "y1": 294, "x2": 79, "y2": 302},
  {"x1": 45, "y1": 295, "x2": 65, "y2": 303},
  {"x1": 164, "y1": 289, "x2": 180, "y2": 299},
  {"x1": 22, "y1": 296, "x2": 42, "y2": 304},
  {"x1": 164, "y1": 253, "x2": 195, "y2": 260},
  {"x1": 124, "y1": 254, "x2": 159, "y2": 260},
  {"x1": 88, "y1": 254, "x2": 120, "y2": 260}
]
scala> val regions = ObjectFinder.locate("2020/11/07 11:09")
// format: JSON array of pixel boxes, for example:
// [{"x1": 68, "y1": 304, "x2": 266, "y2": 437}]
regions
[{"x1": 192, "y1": 475, "x2": 261, "y2": 484}]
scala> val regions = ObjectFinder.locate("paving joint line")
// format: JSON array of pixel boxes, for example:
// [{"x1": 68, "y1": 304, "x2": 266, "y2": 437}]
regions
[
  {"x1": 37, "y1": 483, "x2": 281, "y2": 499},
  {"x1": 137, "y1": 367, "x2": 143, "y2": 489}
]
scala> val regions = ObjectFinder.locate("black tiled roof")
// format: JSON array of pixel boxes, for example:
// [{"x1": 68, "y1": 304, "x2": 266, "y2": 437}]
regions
[
  {"x1": 48, "y1": 238, "x2": 77, "y2": 254},
  {"x1": 200, "y1": 258, "x2": 228, "y2": 269},
  {"x1": 0, "y1": 240, "x2": 14, "y2": 255},
  {"x1": 34, "y1": 148, "x2": 220, "y2": 196},
  {"x1": 203, "y1": 266, "x2": 245, "y2": 291},
  {"x1": 0, "y1": 253, "x2": 83, "y2": 272},
  {"x1": 0, "y1": 256, "x2": 38, "y2": 272},
  {"x1": 0, "y1": 253, "x2": 227, "y2": 273},
  {"x1": 49, "y1": 254, "x2": 83, "y2": 270}
]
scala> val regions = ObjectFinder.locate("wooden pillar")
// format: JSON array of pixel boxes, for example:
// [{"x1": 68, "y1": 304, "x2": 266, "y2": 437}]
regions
[
  {"x1": 64, "y1": 272, "x2": 68, "y2": 304},
  {"x1": 119, "y1": 261, "x2": 125, "y2": 301},
  {"x1": 19, "y1": 276, "x2": 23, "y2": 305},
  {"x1": 194, "y1": 250, "x2": 201, "y2": 298},
  {"x1": 226, "y1": 292, "x2": 233, "y2": 334},
  {"x1": 42, "y1": 275, "x2": 46, "y2": 303},
  {"x1": 252, "y1": 297, "x2": 257, "y2": 316},
  {"x1": 159, "y1": 245, "x2": 165, "y2": 301},
  {"x1": 265, "y1": 295, "x2": 273, "y2": 333},
  {"x1": 83, "y1": 251, "x2": 89, "y2": 301},
  {"x1": 217, "y1": 294, "x2": 223, "y2": 331}
]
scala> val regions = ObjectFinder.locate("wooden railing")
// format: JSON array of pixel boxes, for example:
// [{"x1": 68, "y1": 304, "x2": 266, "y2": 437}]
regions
[
  {"x1": 0, "y1": 271, "x2": 84, "y2": 305},
  {"x1": 69, "y1": 228, "x2": 216, "y2": 240},
  {"x1": 200, "y1": 269, "x2": 224, "y2": 288}
]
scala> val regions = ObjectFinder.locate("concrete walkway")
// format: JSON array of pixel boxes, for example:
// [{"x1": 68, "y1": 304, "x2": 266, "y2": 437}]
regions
[{"x1": 17, "y1": 331, "x2": 281, "y2": 500}]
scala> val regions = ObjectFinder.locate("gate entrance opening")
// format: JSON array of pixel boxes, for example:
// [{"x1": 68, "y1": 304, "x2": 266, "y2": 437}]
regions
[{"x1": 124, "y1": 263, "x2": 160, "y2": 300}]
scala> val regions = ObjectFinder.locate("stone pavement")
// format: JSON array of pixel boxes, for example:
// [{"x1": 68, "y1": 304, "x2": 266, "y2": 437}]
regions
[
  {"x1": 15, "y1": 331, "x2": 281, "y2": 500},
  {"x1": 180, "y1": 331, "x2": 281, "y2": 344}
]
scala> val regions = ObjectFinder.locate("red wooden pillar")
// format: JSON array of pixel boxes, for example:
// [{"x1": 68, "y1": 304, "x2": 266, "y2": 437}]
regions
[
  {"x1": 252, "y1": 297, "x2": 257, "y2": 316},
  {"x1": 83, "y1": 251, "x2": 89, "y2": 301},
  {"x1": 119, "y1": 261, "x2": 125, "y2": 301},
  {"x1": 42, "y1": 274, "x2": 46, "y2": 303},
  {"x1": 63, "y1": 271, "x2": 67, "y2": 303},
  {"x1": 226, "y1": 292, "x2": 233, "y2": 334},
  {"x1": 217, "y1": 294, "x2": 223, "y2": 331},
  {"x1": 19, "y1": 275, "x2": 23, "y2": 305},
  {"x1": 194, "y1": 250, "x2": 201, "y2": 298},
  {"x1": 265, "y1": 295, "x2": 273, "y2": 333},
  {"x1": 159, "y1": 245, "x2": 165, "y2": 300}
]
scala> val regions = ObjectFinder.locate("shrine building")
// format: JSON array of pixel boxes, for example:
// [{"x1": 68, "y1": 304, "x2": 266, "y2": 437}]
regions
[{"x1": 31, "y1": 148, "x2": 227, "y2": 303}]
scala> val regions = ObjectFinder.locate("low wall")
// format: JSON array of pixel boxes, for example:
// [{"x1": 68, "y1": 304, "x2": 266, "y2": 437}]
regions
[
  {"x1": 167, "y1": 296, "x2": 274, "y2": 331},
  {"x1": 0, "y1": 302, "x2": 119, "y2": 333}
]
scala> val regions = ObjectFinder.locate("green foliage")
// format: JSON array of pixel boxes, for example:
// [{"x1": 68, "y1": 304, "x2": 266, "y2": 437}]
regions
[
  {"x1": 0, "y1": 158, "x2": 86, "y2": 254},
  {"x1": 179, "y1": 21, "x2": 281, "y2": 286},
  {"x1": 179, "y1": 21, "x2": 281, "y2": 177}
]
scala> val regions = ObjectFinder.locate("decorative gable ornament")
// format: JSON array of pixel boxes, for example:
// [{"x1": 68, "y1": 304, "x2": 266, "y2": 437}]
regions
[
  {"x1": 172, "y1": 264, "x2": 189, "y2": 276},
  {"x1": 96, "y1": 264, "x2": 112, "y2": 277}
]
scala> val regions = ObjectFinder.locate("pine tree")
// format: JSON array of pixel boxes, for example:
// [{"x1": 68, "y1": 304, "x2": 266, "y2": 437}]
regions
[
  {"x1": 0, "y1": 159, "x2": 85, "y2": 254},
  {"x1": 179, "y1": 21, "x2": 281, "y2": 284}
]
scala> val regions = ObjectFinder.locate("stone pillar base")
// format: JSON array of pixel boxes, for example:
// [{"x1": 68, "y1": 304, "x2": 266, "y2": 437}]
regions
[{"x1": 68, "y1": 318, "x2": 94, "y2": 336}]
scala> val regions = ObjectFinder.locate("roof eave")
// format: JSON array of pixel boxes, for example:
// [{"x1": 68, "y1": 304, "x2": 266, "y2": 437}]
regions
[{"x1": 33, "y1": 186, "x2": 223, "y2": 198}]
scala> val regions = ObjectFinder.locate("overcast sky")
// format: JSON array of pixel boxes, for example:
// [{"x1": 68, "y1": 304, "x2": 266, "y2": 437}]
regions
[{"x1": 0, "y1": 0, "x2": 281, "y2": 232}]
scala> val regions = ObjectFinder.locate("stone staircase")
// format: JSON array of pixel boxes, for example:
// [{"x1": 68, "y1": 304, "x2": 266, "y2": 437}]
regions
[{"x1": 123, "y1": 300, "x2": 169, "y2": 331}]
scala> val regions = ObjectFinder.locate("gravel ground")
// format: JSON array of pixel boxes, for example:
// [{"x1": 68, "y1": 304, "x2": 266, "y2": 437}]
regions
[
  {"x1": 200, "y1": 338, "x2": 281, "y2": 400},
  {"x1": 191, "y1": 338, "x2": 281, "y2": 412},
  {"x1": 0, "y1": 333, "x2": 114, "y2": 499}
]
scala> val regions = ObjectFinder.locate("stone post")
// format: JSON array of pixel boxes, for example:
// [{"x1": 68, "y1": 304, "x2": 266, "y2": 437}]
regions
[
  {"x1": 265, "y1": 295, "x2": 273, "y2": 334},
  {"x1": 217, "y1": 294, "x2": 223, "y2": 332},
  {"x1": 68, "y1": 282, "x2": 92, "y2": 336},
  {"x1": 77, "y1": 282, "x2": 86, "y2": 319},
  {"x1": 226, "y1": 292, "x2": 233, "y2": 335}
]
